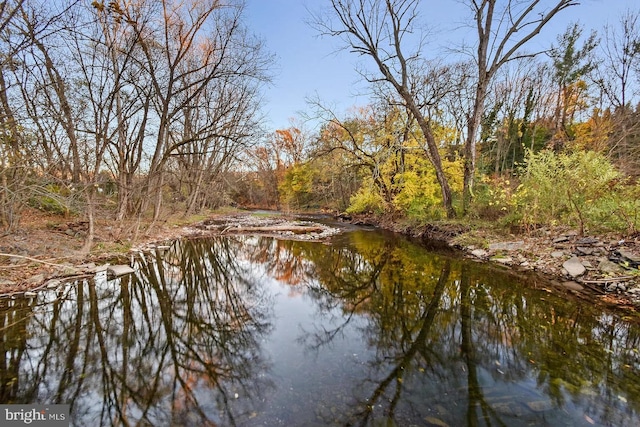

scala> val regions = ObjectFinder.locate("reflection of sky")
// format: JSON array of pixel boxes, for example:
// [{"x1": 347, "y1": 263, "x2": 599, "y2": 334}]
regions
[{"x1": 3, "y1": 234, "x2": 640, "y2": 426}]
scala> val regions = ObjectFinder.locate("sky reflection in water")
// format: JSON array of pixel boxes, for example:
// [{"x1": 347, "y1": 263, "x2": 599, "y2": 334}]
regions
[{"x1": 1, "y1": 230, "x2": 640, "y2": 426}]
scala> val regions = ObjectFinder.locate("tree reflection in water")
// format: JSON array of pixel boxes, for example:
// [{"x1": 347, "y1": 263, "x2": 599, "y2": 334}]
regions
[
  {"x1": 0, "y1": 237, "x2": 273, "y2": 426},
  {"x1": 1, "y1": 231, "x2": 640, "y2": 426}
]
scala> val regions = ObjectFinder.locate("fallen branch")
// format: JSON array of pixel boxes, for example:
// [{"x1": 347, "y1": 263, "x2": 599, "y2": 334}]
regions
[
  {"x1": 0, "y1": 253, "x2": 79, "y2": 271},
  {"x1": 581, "y1": 276, "x2": 635, "y2": 284}
]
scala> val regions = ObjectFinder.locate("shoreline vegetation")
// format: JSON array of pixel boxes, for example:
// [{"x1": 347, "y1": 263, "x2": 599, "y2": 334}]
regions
[
  {"x1": 1, "y1": 209, "x2": 639, "y2": 318},
  {"x1": 1, "y1": 2, "x2": 640, "y2": 319}
]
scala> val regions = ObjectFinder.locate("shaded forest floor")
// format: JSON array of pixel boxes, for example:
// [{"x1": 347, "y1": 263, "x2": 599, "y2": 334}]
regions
[{"x1": 1, "y1": 208, "x2": 640, "y2": 316}]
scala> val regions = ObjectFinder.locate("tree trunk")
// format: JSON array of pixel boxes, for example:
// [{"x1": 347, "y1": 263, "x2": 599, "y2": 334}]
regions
[{"x1": 80, "y1": 187, "x2": 95, "y2": 255}]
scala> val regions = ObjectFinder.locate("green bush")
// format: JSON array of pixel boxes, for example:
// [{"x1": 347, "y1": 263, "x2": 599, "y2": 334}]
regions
[
  {"x1": 516, "y1": 150, "x2": 626, "y2": 233},
  {"x1": 346, "y1": 183, "x2": 386, "y2": 214},
  {"x1": 470, "y1": 175, "x2": 518, "y2": 221},
  {"x1": 27, "y1": 184, "x2": 72, "y2": 215}
]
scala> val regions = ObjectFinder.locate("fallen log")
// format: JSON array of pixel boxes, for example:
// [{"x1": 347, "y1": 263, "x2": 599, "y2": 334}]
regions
[{"x1": 225, "y1": 225, "x2": 325, "y2": 234}]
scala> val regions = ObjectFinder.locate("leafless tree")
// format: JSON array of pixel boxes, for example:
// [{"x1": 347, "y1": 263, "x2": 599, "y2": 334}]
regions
[
  {"x1": 462, "y1": 0, "x2": 577, "y2": 210},
  {"x1": 594, "y1": 9, "x2": 640, "y2": 174},
  {"x1": 313, "y1": 0, "x2": 457, "y2": 218},
  {"x1": 122, "y1": 0, "x2": 272, "y2": 223},
  {"x1": 314, "y1": 0, "x2": 576, "y2": 217},
  {"x1": 0, "y1": 0, "x2": 27, "y2": 230}
]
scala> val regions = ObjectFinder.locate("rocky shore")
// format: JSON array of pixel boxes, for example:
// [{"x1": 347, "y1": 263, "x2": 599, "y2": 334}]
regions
[
  {"x1": 1, "y1": 211, "x2": 639, "y2": 315},
  {"x1": 361, "y1": 216, "x2": 640, "y2": 312},
  {"x1": 0, "y1": 213, "x2": 343, "y2": 297}
]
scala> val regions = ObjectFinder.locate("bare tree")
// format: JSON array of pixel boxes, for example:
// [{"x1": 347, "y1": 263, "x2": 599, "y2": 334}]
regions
[
  {"x1": 175, "y1": 75, "x2": 264, "y2": 215},
  {"x1": 313, "y1": 0, "x2": 457, "y2": 218},
  {"x1": 462, "y1": 0, "x2": 577, "y2": 210},
  {"x1": 594, "y1": 9, "x2": 640, "y2": 174},
  {"x1": 0, "y1": 0, "x2": 27, "y2": 230},
  {"x1": 315, "y1": 0, "x2": 576, "y2": 217},
  {"x1": 125, "y1": 0, "x2": 271, "y2": 223}
]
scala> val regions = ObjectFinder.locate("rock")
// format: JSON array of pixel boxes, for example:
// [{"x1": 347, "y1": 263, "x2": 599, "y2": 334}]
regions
[
  {"x1": 106, "y1": 265, "x2": 135, "y2": 279},
  {"x1": 26, "y1": 274, "x2": 45, "y2": 284},
  {"x1": 424, "y1": 416, "x2": 450, "y2": 427},
  {"x1": 78, "y1": 263, "x2": 96, "y2": 272},
  {"x1": 45, "y1": 279, "x2": 61, "y2": 289},
  {"x1": 581, "y1": 260, "x2": 594, "y2": 269},
  {"x1": 491, "y1": 256, "x2": 513, "y2": 265},
  {"x1": 0, "y1": 279, "x2": 16, "y2": 286},
  {"x1": 576, "y1": 246, "x2": 594, "y2": 255},
  {"x1": 553, "y1": 236, "x2": 570, "y2": 243},
  {"x1": 551, "y1": 250, "x2": 565, "y2": 258},
  {"x1": 563, "y1": 257, "x2": 586, "y2": 277},
  {"x1": 598, "y1": 259, "x2": 626, "y2": 275},
  {"x1": 562, "y1": 281, "x2": 584, "y2": 291},
  {"x1": 526, "y1": 400, "x2": 553, "y2": 412},
  {"x1": 471, "y1": 249, "x2": 488, "y2": 258},
  {"x1": 618, "y1": 249, "x2": 640, "y2": 264},
  {"x1": 576, "y1": 237, "x2": 599, "y2": 245},
  {"x1": 24, "y1": 291, "x2": 37, "y2": 297},
  {"x1": 606, "y1": 283, "x2": 625, "y2": 293},
  {"x1": 92, "y1": 264, "x2": 109, "y2": 273},
  {"x1": 488, "y1": 241, "x2": 524, "y2": 251}
]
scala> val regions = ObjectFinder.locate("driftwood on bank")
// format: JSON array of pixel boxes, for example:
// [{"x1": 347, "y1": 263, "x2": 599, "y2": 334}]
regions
[{"x1": 222, "y1": 225, "x2": 325, "y2": 234}]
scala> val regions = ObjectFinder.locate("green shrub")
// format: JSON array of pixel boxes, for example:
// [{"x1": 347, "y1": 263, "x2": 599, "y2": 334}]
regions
[
  {"x1": 470, "y1": 175, "x2": 518, "y2": 220},
  {"x1": 27, "y1": 184, "x2": 72, "y2": 215},
  {"x1": 346, "y1": 183, "x2": 386, "y2": 214},
  {"x1": 516, "y1": 150, "x2": 624, "y2": 233}
]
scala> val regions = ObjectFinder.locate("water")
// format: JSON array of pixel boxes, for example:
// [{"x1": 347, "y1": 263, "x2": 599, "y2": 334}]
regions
[{"x1": 1, "y1": 230, "x2": 640, "y2": 426}]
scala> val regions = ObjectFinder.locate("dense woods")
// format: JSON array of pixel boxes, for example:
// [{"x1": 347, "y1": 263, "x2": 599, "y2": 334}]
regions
[{"x1": 1, "y1": 0, "x2": 640, "y2": 254}]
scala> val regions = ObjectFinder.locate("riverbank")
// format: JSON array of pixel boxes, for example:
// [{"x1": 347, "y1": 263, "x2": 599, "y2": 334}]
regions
[
  {"x1": 0, "y1": 209, "x2": 342, "y2": 296},
  {"x1": 1, "y1": 209, "x2": 639, "y2": 315},
  {"x1": 351, "y1": 213, "x2": 640, "y2": 313}
]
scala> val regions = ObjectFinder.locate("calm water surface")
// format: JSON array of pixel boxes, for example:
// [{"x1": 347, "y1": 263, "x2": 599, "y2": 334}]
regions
[{"x1": 1, "y1": 230, "x2": 640, "y2": 426}]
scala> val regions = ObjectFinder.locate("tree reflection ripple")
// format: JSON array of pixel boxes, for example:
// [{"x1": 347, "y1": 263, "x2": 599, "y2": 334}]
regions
[{"x1": 1, "y1": 231, "x2": 640, "y2": 426}]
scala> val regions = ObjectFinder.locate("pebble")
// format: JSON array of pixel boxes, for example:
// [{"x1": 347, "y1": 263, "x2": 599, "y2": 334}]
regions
[
  {"x1": 106, "y1": 265, "x2": 136, "y2": 278},
  {"x1": 576, "y1": 246, "x2": 594, "y2": 255},
  {"x1": 488, "y1": 241, "x2": 524, "y2": 251},
  {"x1": 562, "y1": 281, "x2": 584, "y2": 291},
  {"x1": 576, "y1": 237, "x2": 599, "y2": 245}
]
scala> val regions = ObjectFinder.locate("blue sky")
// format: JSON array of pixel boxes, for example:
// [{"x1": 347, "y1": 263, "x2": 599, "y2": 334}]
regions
[{"x1": 244, "y1": 0, "x2": 639, "y2": 132}]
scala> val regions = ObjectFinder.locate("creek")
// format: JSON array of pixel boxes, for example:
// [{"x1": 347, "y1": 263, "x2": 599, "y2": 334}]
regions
[{"x1": 1, "y1": 228, "x2": 639, "y2": 426}]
